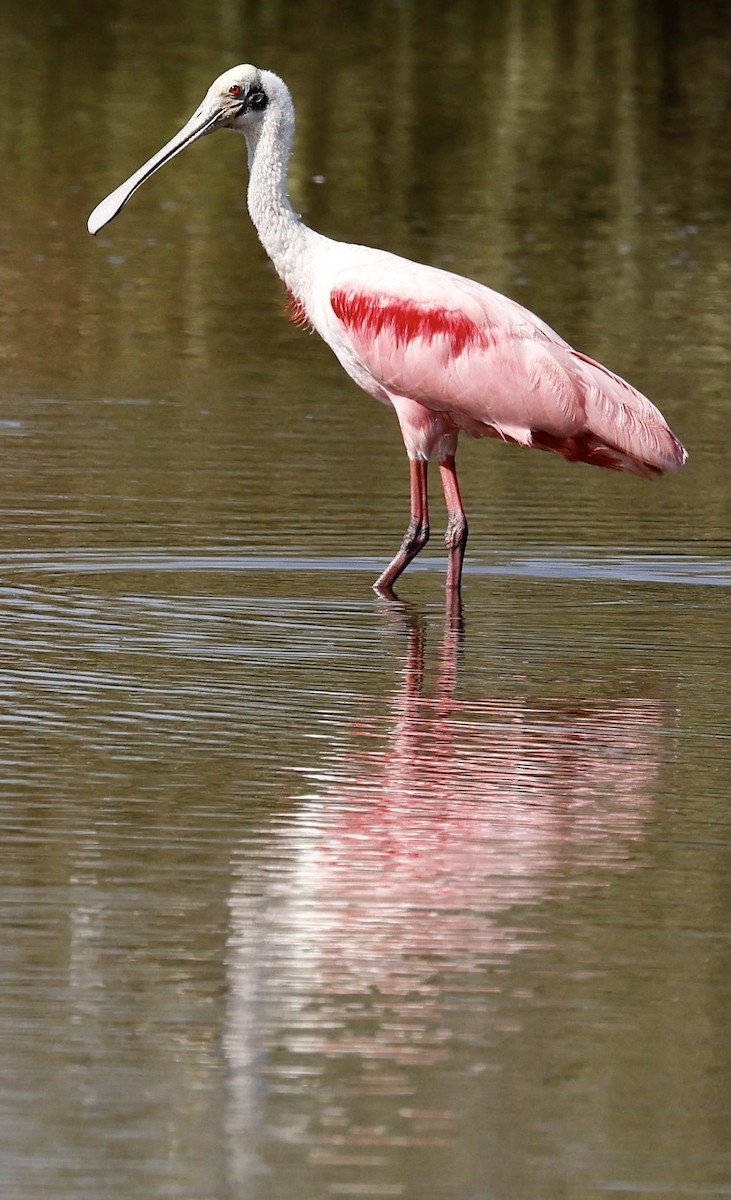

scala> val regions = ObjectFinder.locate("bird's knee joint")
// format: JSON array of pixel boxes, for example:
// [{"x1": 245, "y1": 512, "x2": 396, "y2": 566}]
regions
[
  {"x1": 403, "y1": 519, "x2": 430, "y2": 555},
  {"x1": 445, "y1": 514, "x2": 468, "y2": 550}
]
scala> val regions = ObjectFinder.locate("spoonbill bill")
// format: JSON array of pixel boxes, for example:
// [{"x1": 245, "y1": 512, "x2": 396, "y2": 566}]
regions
[{"x1": 88, "y1": 65, "x2": 687, "y2": 597}]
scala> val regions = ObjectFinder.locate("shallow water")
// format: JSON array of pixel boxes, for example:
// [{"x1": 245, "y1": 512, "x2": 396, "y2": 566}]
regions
[{"x1": 1, "y1": 2, "x2": 729, "y2": 1198}]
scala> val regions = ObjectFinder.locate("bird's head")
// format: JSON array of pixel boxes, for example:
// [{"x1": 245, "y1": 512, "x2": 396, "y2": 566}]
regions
[
  {"x1": 87, "y1": 64, "x2": 272, "y2": 235},
  {"x1": 209, "y1": 65, "x2": 270, "y2": 128}
]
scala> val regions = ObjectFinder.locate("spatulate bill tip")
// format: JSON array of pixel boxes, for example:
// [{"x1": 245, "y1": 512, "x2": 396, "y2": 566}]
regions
[{"x1": 87, "y1": 198, "x2": 115, "y2": 235}]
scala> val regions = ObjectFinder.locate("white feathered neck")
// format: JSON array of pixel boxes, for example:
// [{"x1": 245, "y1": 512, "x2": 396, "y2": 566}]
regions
[{"x1": 242, "y1": 70, "x2": 320, "y2": 297}]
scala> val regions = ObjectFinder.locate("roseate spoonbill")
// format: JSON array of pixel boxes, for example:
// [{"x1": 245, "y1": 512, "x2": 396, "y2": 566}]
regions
[{"x1": 88, "y1": 65, "x2": 687, "y2": 597}]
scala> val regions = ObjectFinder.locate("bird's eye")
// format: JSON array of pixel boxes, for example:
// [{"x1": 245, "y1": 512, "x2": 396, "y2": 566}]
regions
[{"x1": 228, "y1": 84, "x2": 242, "y2": 96}]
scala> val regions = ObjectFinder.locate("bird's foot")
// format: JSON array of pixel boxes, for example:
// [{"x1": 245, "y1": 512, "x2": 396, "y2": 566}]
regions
[{"x1": 373, "y1": 578, "x2": 400, "y2": 602}]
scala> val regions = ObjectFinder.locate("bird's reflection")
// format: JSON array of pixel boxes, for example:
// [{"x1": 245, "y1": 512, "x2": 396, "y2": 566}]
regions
[
  {"x1": 289, "y1": 598, "x2": 663, "y2": 893},
  {"x1": 223, "y1": 602, "x2": 672, "y2": 1190}
]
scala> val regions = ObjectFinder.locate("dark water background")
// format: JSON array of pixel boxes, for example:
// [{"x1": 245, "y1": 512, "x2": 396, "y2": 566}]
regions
[{"x1": 0, "y1": 2, "x2": 729, "y2": 1198}]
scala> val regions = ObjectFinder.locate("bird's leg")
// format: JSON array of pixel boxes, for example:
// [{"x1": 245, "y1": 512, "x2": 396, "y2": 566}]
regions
[
  {"x1": 439, "y1": 455, "x2": 468, "y2": 593},
  {"x1": 373, "y1": 459, "x2": 430, "y2": 597}
]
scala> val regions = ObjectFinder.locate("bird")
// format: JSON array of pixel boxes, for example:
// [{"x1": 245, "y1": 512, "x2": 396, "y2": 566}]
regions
[{"x1": 88, "y1": 64, "x2": 688, "y2": 598}]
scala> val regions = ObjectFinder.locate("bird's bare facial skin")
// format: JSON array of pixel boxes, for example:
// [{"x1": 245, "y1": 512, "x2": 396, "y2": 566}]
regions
[
  {"x1": 210, "y1": 65, "x2": 268, "y2": 120},
  {"x1": 219, "y1": 81, "x2": 268, "y2": 117}
]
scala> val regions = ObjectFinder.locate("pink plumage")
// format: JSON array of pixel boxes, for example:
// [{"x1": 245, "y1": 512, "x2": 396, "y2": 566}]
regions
[
  {"x1": 326, "y1": 269, "x2": 686, "y2": 479},
  {"x1": 330, "y1": 288, "x2": 490, "y2": 358}
]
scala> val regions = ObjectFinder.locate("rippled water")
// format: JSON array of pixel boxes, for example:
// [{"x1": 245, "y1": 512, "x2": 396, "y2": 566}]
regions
[{"x1": 1, "y1": 1, "x2": 729, "y2": 1198}]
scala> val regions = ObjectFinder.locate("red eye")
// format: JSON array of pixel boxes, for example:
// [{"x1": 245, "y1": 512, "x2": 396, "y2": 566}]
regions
[{"x1": 228, "y1": 84, "x2": 242, "y2": 96}]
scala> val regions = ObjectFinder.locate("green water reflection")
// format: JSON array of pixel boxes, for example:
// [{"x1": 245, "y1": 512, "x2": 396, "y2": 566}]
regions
[{"x1": 0, "y1": 1, "x2": 729, "y2": 1198}]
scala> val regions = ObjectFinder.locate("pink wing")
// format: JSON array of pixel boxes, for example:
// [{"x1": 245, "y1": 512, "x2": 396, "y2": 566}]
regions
[{"x1": 328, "y1": 259, "x2": 687, "y2": 476}]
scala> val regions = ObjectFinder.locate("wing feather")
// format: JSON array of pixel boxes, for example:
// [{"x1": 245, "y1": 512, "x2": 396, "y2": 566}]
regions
[{"x1": 323, "y1": 250, "x2": 686, "y2": 474}]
